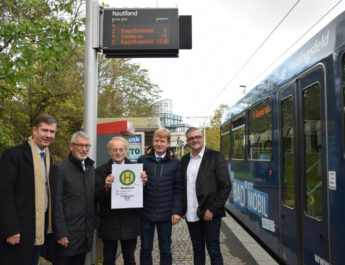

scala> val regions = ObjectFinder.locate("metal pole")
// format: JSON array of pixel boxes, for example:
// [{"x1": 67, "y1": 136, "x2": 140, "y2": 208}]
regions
[
  {"x1": 84, "y1": 0, "x2": 98, "y2": 264},
  {"x1": 84, "y1": 0, "x2": 98, "y2": 161}
]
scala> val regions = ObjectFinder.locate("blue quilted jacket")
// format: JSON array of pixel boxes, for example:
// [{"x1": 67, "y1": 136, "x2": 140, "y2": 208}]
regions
[{"x1": 138, "y1": 146, "x2": 183, "y2": 222}]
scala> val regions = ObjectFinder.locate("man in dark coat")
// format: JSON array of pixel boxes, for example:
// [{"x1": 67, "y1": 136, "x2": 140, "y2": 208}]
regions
[
  {"x1": 0, "y1": 113, "x2": 57, "y2": 265},
  {"x1": 95, "y1": 136, "x2": 147, "y2": 265},
  {"x1": 138, "y1": 128, "x2": 183, "y2": 265},
  {"x1": 52, "y1": 131, "x2": 97, "y2": 265},
  {"x1": 181, "y1": 127, "x2": 231, "y2": 265}
]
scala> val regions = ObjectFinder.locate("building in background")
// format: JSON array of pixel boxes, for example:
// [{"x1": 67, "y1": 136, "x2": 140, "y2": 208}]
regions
[
  {"x1": 153, "y1": 99, "x2": 190, "y2": 157},
  {"x1": 153, "y1": 99, "x2": 190, "y2": 132}
]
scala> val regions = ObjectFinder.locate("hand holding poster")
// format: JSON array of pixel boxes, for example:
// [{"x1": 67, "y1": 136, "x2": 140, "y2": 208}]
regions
[{"x1": 111, "y1": 163, "x2": 143, "y2": 209}]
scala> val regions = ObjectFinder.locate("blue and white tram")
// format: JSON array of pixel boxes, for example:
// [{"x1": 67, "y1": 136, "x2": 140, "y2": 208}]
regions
[{"x1": 221, "y1": 11, "x2": 345, "y2": 265}]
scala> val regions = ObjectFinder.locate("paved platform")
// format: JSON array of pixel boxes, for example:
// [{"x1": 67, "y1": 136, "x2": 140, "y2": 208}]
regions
[
  {"x1": 222, "y1": 214, "x2": 278, "y2": 265},
  {"x1": 40, "y1": 214, "x2": 278, "y2": 265},
  {"x1": 112, "y1": 214, "x2": 277, "y2": 265},
  {"x1": 112, "y1": 218, "x2": 242, "y2": 265}
]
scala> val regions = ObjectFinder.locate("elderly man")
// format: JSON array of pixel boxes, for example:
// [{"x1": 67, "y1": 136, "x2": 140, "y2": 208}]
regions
[
  {"x1": 181, "y1": 127, "x2": 231, "y2": 265},
  {"x1": 95, "y1": 136, "x2": 147, "y2": 265},
  {"x1": 52, "y1": 131, "x2": 97, "y2": 265},
  {"x1": 0, "y1": 113, "x2": 57, "y2": 265}
]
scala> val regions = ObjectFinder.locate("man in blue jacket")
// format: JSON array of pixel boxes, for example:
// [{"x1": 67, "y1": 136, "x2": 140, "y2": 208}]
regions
[{"x1": 138, "y1": 128, "x2": 183, "y2": 265}]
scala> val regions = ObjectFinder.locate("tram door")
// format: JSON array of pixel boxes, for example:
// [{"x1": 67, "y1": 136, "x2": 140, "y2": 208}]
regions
[
  {"x1": 279, "y1": 83, "x2": 299, "y2": 265},
  {"x1": 279, "y1": 67, "x2": 329, "y2": 265}
]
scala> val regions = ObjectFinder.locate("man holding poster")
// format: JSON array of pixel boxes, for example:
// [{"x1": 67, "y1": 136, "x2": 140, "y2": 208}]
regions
[{"x1": 95, "y1": 137, "x2": 147, "y2": 265}]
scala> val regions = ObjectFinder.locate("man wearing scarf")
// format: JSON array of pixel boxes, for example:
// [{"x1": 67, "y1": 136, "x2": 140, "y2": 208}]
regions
[{"x1": 0, "y1": 113, "x2": 57, "y2": 265}]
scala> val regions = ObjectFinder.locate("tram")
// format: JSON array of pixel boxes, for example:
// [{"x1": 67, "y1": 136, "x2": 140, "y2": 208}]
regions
[{"x1": 220, "y1": 11, "x2": 345, "y2": 265}]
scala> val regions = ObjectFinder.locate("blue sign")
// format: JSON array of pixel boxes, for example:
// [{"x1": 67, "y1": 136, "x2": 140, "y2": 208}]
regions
[
  {"x1": 128, "y1": 135, "x2": 142, "y2": 162},
  {"x1": 231, "y1": 178, "x2": 269, "y2": 218},
  {"x1": 247, "y1": 188, "x2": 268, "y2": 217},
  {"x1": 232, "y1": 179, "x2": 246, "y2": 210}
]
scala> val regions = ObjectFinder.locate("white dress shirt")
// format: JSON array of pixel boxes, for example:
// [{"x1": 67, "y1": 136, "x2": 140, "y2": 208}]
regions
[
  {"x1": 186, "y1": 147, "x2": 205, "y2": 222},
  {"x1": 155, "y1": 152, "x2": 166, "y2": 161}
]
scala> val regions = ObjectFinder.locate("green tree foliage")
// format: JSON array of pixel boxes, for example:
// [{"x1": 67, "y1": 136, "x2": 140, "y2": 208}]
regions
[
  {"x1": 98, "y1": 56, "x2": 161, "y2": 118},
  {"x1": 205, "y1": 104, "x2": 229, "y2": 151},
  {"x1": 0, "y1": 1, "x2": 162, "y2": 160},
  {"x1": 0, "y1": 0, "x2": 84, "y2": 155}
]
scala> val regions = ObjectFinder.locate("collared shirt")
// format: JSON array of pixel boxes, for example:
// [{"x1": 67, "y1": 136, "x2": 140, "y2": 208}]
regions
[
  {"x1": 155, "y1": 152, "x2": 166, "y2": 161},
  {"x1": 81, "y1": 160, "x2": 86, "y2": 172},
  {"x1": 186, "y1": 147, "x2": 205, "y2": 222}
]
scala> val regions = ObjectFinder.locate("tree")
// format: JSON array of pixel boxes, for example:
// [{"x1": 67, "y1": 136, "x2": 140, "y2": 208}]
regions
[
  {"x1": 205, "y1": 104, "x2": 229, "y2": 151},
  {"x1": 0, "y1": 1, "x2": 162, "y2": 160},
  {"x1": 98, "y1": 56, "x2": 161, "y2": 118},
  {"x1": 0, "y1": 0, "x2": 84, "y2": 153}
]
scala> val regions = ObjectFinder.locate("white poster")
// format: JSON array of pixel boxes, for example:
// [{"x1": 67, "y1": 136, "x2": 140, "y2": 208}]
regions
[{"x1": 111, "y1": 163, "x2": 143, "y2": 209}]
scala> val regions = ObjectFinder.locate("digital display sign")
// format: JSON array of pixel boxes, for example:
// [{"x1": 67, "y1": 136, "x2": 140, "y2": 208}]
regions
[{"x1": 102, "y1": 8, "x2": 179, "y2": 57}]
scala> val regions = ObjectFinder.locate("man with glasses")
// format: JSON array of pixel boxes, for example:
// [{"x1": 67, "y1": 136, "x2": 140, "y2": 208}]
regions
[
  {"x1": 95, "y1": 136, "x2": 147, "y2": 265},
  {"x1": 181, "y1": 127, "x2": 231, "y2": 265},
  {"x1": 51, "y1": 131, "x2": 96, "y2": 265},
  {"x1": 0, "y1": 114, "x2": 57, "y2": 265}
]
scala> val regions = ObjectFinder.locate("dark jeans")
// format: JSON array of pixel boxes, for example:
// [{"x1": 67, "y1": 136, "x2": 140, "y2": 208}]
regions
[
  {"x1": 103, "y1": 238, "x2": 137, "y2": 265},
  {"x1": 187, "y1": 217, "x2": 223, "y2": 265},
  {"x1": 53, "y1": 252, "x2": 87, "y2": 265},
  {"x1": 140, "y1": 220, "x2": 172, "y2": 265}
]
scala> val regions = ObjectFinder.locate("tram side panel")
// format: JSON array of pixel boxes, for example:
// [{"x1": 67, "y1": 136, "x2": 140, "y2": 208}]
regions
[
  {"x1": 226, "y1": 159, "x2": 281, "y2": 258},
  {"x1": 226, "y1": 100, "x2": 281, "y2": 260},
  {"x1": 327, "y1": 53, "x2": 345, "y2": 265}
]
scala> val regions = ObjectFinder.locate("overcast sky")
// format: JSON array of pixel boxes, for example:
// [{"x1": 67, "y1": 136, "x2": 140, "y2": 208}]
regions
[{"x1": 102, "y1": 0, "x2": 344, "y2": 126}]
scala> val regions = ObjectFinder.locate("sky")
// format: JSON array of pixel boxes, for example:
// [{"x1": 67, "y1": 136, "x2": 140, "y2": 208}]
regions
[{"x1": 102, "y1": 0, "x2": 345, "y2": 127}]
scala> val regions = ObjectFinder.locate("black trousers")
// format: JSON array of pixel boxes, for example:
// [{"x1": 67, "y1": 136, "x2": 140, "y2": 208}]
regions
[
  {"x1": 53, "y1": 252, "x2": 87, "y2": 265},
  {"x1": 103, "y1": 238, "x2": 137, "y2": 265}
]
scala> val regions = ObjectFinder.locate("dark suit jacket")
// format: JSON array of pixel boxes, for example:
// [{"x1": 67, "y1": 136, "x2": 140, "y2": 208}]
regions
[
  {"x1": 0, "y1": 141, "x2": 53, "y2": 265},
  {"x1": 95, "y1": 158, "x2": 141, "y2": 240},
  {"x1": 52, "y1": 153, "x2": 96, "y2": 256},
  {"x1": 181, "y1": 147, "x2": 231, "y2": 219}
]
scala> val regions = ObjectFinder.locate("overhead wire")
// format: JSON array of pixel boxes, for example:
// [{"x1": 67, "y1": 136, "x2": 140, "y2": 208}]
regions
[
  {"x1": 206, "y1": 0, "x2": 343, "y2": 112},
  {"x1": 205, "y1": 0, "x2": 301, "y2": 111},
  {"x1": 247, "y1": 0, "x2": 343, "y2": 88}
]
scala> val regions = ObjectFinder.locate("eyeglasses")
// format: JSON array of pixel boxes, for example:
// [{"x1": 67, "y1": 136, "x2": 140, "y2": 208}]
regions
[
  {"x1": 187, "y1": 135, "x2": 203, "y2": 141},
  {"x1": 72, "y1": 143, "x2": 91, "y2": 149},
  {"x1": 110, "y1": 148, "x2": 125, "y2": 153}
]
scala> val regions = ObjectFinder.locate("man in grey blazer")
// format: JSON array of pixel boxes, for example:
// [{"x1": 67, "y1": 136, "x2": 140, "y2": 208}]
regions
[{"x1": 181, "y1": 127, "x2": 231, "y2": 265}]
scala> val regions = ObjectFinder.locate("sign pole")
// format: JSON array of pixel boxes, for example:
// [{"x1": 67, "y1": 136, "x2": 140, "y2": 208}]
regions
[
  {"x1": 84, "y1": 0, "x2": 98, "y2": 264},
  {"x1": 84, "y1": 0, "x2": 98, "y2": 161}
]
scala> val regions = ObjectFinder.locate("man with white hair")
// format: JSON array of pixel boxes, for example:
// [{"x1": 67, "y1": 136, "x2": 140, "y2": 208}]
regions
[
  {"x1": 95, "y1": 136, "x2": 147, "y2": 265},
  {"x1": 52, "y1": 131, "x2": 97, "y2": 265}
]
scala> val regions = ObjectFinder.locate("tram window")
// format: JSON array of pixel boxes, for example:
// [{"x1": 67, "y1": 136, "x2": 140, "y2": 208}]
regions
[
  {"x1": 303, "y1": 83, "x2": 323, "y2": 220},
  {"x1": 231, "y1": 116, "x2": 245, "y2": 159},
  {"x1": 248, "y1": 99, "x2": 272, "y2": 160},
  {"x1": 281, "y1": 96, "x2": 295, "y2": 208},
  {"x1": 221, "y1": 122, "x2": 230, "y2": 159}
]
